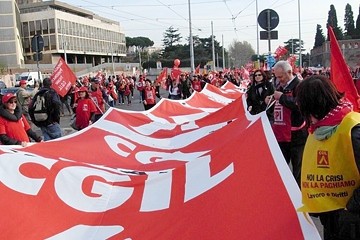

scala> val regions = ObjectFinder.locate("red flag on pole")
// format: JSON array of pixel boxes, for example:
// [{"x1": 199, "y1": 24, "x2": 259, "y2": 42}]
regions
[
  {"x1": 328, "y1": 26, "x2": 360, "y2": 111},
  {"x1": 155, "y1": 67, "x2": 168, "y2": 89},
  {"x1": 195, "y1": 64, "x2": 201, "y2": 74},
  {"x1": 50, "y1": 58, "x2": 77, "y2": 97}
]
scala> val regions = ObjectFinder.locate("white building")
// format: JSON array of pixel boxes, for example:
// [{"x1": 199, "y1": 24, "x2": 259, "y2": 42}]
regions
[
  {"x1": 0, "y1": 0, "x2": 127, "y2": 68},
  {"x1": 0, "y1": 0, "x2": 24, "y2": 67}
]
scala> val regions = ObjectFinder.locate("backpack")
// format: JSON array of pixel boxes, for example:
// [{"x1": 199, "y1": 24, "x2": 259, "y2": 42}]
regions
[{"x1": 31, "y1": 91, "x2": 49, "y2": 122}]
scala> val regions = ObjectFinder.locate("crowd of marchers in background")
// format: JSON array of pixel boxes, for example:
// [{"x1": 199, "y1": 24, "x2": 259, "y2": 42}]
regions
[{"x1": 245, "y1": 60, "x2": 360, "y2": 240}]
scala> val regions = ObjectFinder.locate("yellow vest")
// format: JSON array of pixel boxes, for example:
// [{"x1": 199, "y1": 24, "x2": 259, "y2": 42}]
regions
[{"x1": 298, "y1": 112, "x2": 360, "y2": 213}]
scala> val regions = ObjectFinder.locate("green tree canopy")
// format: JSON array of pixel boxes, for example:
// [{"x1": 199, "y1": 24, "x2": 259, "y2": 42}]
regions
[
  {"x1": 327, "y1": 4, "x2": 344, "y2": 40},
  {"x1": 354, "y1": 5, "x2": 360, "y2": 38},
  {"x1": 162, "y1": 26, "x2": 182, "y2": 48},
  {"x1": 284, "y1": 38, "x2": 305, "y2": 54},
  {"x1": 344, "y1": 3, "x2": 355, "y2": 38},
  {"x1": 228, "y1": 40, "x2": 255, "y2": 67},
  {"x1": 314, "y1": 24, "x2": 325, "y2": 48},
  {"x1": 125, "y1": 36, "x2": 154, "y2": 50}
]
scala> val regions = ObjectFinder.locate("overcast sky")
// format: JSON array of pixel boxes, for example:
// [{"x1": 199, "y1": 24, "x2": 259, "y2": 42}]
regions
[{"x1": 58, "y1": 0, "x2": 359, "y2": 54}]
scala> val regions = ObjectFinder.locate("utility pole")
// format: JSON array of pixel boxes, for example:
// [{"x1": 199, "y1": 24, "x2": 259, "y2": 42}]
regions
[
  {"x1": 138, "y1": 49, "x2": 142, "y2": 73},
  {"x1": 222, "y1": 34, "x2": 225, "y2": 69},
  {"x1": 211, "y1": 21, "x2": 216, "y2": 71},
  {"x1": 111, "y1": 41, "x2": 115, "y2": 74},
  {"x1": 188, "y1": 0, "x2": 195, "y2": 74}
]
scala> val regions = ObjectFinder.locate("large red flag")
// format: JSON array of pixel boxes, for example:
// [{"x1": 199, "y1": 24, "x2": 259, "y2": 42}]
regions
[
  {"x1": 50, "y1": 58, "x2": 77, "y2": 97},
  {"x1": 195, "y1": 63, "x2": 201, "y2": 74},
  {"x1": 155, "y1": 67, "x2": 168, "y2": 89},
  {"x1": 328, "y1": 26, "x2": 360, "y2": 111}
]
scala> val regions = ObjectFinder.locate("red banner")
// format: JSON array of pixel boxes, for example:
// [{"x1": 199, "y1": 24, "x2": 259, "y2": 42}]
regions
[
  {"x1": 155, "y1": 67, "x2": 168, "y2": 89},
  {"x1": 0, "y1": 83, "x2": 321, "y2": 239},
  {"x1": 50, "y1": 58, "x2": 77, "y2": 97},
  {"x1": 328, "y1": 26, "x2": 360, "y2": 111}
]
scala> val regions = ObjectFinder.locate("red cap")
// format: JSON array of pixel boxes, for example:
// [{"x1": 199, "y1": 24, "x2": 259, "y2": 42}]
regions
[
  {"x1": 2, "y1": 93, "x2": 16, "y2": 104},
  {"x1": 20, "y1": 80, "x2": 27, "y2": 85},
  {"x1": 78, "y1": 86, "x2": 88, "y2": 92}
]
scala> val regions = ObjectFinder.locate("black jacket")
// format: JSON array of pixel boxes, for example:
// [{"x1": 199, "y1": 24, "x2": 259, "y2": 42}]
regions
[
  {"x1": 0, "y1": 105, "x2": 41, "y2": 144},
  {"x1": 29, "y1": 88, "x2": 62, "y2": 127},
  {"x1": 276, "y1": 76, "x2": 308, "y2": 145},
  {"x1": 246, "y1": 80, "x2": 275, "y2": 121}
]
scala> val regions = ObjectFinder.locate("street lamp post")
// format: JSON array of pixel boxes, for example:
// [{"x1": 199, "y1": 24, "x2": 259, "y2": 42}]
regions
[{"x1": 188, "y1": 0, "x2": 195, "y2": 74}]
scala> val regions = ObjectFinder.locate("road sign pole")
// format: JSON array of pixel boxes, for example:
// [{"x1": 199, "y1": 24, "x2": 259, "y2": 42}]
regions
[
  {"x1": 35, "y1": 35, "x2": 40, "y2": 87},
  {"x1": 267, "y1": 9, "x2": 271, "y2": 55}
]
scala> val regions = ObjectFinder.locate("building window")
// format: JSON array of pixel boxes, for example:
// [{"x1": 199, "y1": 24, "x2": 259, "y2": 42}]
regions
[
  {"x1": 50, "y1": 35, "x2": 56, "y2": 50},
  {"x1": 43, "y1": 36, "x2": 49, "y2": 51},
  {"x1": 22, "y1": 22, "x2": 30, "y2": 37},
  {"x1": 35, "y1": 20, "x2": 41, "y2": 35},
  {"x1": 29, "y1": 21, "x2": 35, "y2": 36},
  {"x1": 42, "y1": 19, "x2": 48, "y2": 34},
  {"x1": 24, "y1": 38, "x2": 30, "y2": 52},
  {"x1": 49, "y1": 19, "x2": 55, "y2": 34}
]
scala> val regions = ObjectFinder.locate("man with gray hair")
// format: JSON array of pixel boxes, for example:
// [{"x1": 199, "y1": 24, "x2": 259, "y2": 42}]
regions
[{"x1": 265, "y1": 60, "x2": 308, "y2": 187}]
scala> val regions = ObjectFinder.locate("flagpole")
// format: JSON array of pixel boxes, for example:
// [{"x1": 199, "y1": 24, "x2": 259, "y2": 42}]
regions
[
  {"x1": 211, "y1": 21, "x2": 216, "y2": 71},
  {"x1": 298, "y1": 0, "x2": 302, "y2": 68},
  {"x1": 256, "y1": 0, "x2": 260, "y2": 67},
  {"x1": 222, "y1": 34, "x2": 225, "y2": 70},
  {"x1": 188, "y1": 0, "x2": 195, "y2": 74}
]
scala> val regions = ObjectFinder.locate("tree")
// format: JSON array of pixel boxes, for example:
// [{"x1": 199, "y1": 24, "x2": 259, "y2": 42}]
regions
[
  {"x1": 125, "y1": 36, "x2": 154, "y2": 50},
  {"x1": 327, "y1": 4, "x2": 343, "y2": 40},
  {"x1": 284, "y1": 38, "x2": 305, "y2": 54},
  {"x1": 355, "y1": 5, "x2": 360, "y2": 38},
  {"x1": 228, "y1": 40, "x2": 255, "y2": 67},
  {"x1": 162, "y1": 26, "x2": 182, "y2": 48},
  {"x1": 314, "y1": 24, "x2": 325, "y2": 48},
  {"x1": 344, "y1": 3, "x2": 355, "y2": 39}
]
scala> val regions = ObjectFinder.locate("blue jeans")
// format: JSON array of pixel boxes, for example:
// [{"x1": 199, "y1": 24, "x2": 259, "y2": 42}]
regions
[{"x1": 40, "y1": 123, "x2": 63, "y2": 141}]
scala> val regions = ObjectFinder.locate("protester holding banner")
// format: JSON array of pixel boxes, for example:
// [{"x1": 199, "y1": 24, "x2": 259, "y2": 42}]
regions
[
  {"x1": 142, "y1": 79, "x2": 157, "y2": 110},
  {"x1": 73, "y1": 86, "x2": 96, "y2": 130},
  {"x1": 168, "y1": 78, "x2": 182, "y2": 100},
  {"x1": 136, "y1": 75, "x2": 145, "y2": 103},
  {"x1": 191, "y1": 75, "x2": 202, "y2": 92},
  {"x1": 296, "y1": 75, "x2": 360, "y2": 240},
  {"x1": 89, "y1": 77, "x2": 107, "y2": 122},
  {"x1": 29, "y1": 78, "x2": 63, "y2": 141},
  {"x1": 0, "y1": 93, "x2": 42, "y2": 146},
  {"x1": 246, "y1": 69, "x2": 275, "y2": 122},
  {"x1": 265, "y1": 61, "x2": 308, "y2": 186}
]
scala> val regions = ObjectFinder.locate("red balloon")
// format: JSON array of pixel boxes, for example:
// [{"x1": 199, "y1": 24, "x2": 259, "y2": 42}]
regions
[{"x1": 174, "y1": 59, "x2": 180, "y2": 67}]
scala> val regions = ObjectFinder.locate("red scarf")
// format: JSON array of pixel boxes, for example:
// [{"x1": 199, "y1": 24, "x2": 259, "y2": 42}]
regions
[{"x1": 309, "y1": 100, "x2": 353, "y2": 133}]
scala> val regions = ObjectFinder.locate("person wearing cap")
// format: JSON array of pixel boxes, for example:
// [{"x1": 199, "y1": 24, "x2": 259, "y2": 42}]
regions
[
  {"x1": 16, "y1": 79, "x2": 39, "y2": 123},
  {"x1": 0, "y1": 93, "x2": 42, "y2": 146},
  {"x1": 73, "y1": 86, "x2": 96, "y2": 130},
  {"x1": 29, "y1": 78, "x2": 63, "y2": 141}
]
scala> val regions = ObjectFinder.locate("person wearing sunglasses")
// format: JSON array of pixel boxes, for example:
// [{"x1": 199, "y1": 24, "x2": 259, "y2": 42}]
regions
[
  {"x1": 0, "y1": 93, "x2": 42, "y2": 146},
  {"x1": 246, "y1": 69, "x2": 275, "y2": 122}
]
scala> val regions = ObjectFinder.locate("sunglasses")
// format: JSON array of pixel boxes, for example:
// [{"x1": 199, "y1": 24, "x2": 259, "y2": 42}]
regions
[
  {"x1": 8, "y1": 100, "x2": 17, "y2": 104},
  {"x1": 255, "y1": 74, "x2": 262, "y2": 77}
]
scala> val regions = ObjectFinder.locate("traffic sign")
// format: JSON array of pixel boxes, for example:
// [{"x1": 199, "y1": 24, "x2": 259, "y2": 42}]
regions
[
  {"x1": 33, "y1": 52, "x2": 43, "y2": 61},
  {"x1": 258, "y1": 9, "x2": 279, "y2": 31},
  {"x1": 260, "y1": 31, "x2": 278, "y2": 40},
  {"x1": 31, "y1": 34, "x2": 44, "y2": 52}
]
